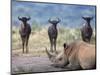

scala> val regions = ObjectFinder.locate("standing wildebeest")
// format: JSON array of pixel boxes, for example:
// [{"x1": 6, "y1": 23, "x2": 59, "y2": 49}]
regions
[
  {"x1": 81, "y1": 16, "x2": 93, "y2": 42},
  {"x1": 48, "y1": 18, "x2": 61, "y2": 53},
  {"x1": 18, "y1": 16, "x2": 31, "y2": 53}
]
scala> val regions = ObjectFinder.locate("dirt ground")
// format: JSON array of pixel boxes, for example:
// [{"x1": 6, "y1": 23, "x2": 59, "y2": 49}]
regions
[{"x1": 12, "y1": 51, "x2": 70, "y2": 74}]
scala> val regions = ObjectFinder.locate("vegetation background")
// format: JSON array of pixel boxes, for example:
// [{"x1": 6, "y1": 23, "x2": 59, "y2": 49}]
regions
[{"x1": 12, "y1": 24, "x2": 95, "y2": 56}]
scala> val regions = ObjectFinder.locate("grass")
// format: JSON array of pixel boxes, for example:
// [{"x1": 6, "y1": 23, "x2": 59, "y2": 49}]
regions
[
  {"x1": 12, "y1": 25, "x2": 96, "y2": 56},
  {"x1": 12, "y1": 24, "x2": 96, "y2": 75}
]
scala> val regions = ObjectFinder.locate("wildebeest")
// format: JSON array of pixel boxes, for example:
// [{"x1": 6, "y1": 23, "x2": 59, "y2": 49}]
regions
[
  {"x1": 46, "y1": 41, "x2": 96, "y2": 70},
  {"x1": 81, "y1": 16, "x2": 93, "y2": 42},
  {"x1": 18, "y1": 16, "x2": 31, "y2": 53},
  {"x1": 48, "y1": 17, "x2": 61, "y2": 53}
]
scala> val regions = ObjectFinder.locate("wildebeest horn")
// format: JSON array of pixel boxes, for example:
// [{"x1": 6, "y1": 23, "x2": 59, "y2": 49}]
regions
[
  {"x1": 82, "y1": 16, "x2": 85, "y2": 19},
  {"x1": 90, "y1": 16, "x2": 93, "y2": 20},
  {"x1": 27, "y1": 16, "x2": 31, "y2": 20},
  {"x1": 48, "y1": 17, "x2": 61, "y2": 23},
  {"x1": 18, "y1": 16, "x2": 22, "y2": 20},
  {"x1": 48, "y1": 18, "x2": 52, "y2": 23},
  {"x1": 57, "y1": 18, "x2": 61, "y2": 23},
  {"x1": 82, "y1": 16, "x2": 93, "y2": 21}
]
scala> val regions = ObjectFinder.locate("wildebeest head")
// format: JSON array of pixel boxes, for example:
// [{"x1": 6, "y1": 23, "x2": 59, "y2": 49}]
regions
[
  {"x1": 48, "y1": 17, "x2": 61, "y2": 26},
  {"x1": 18, "y1": 16, "x2": 31, "y2": 23},
  {"x1": 45, "y1": 43, "x2": 69, "y2": 67},
  {"x1": 82, "y1": 16, "x2": 93, "y2": 23}
]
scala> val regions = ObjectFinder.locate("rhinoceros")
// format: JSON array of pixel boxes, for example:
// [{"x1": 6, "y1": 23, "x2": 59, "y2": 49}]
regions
[{"x1": 46, "y1": 41, "x2": 96, "y2": 70}]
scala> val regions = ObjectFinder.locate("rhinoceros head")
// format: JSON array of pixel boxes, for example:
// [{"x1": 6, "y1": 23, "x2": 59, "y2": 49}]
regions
[{"x1": 45, "y1": 43, "x2": 69, "y2": 68}]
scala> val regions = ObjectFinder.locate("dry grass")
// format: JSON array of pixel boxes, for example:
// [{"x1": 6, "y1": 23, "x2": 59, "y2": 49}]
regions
[{"x1": 12, "y1": 26, "x2": 96, "y2": 56}]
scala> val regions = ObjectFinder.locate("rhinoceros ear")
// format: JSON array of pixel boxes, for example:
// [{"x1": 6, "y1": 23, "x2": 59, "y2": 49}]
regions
[
  {"x1": 63, "y1": 43, "x2": 68, "y2": 49},
  {"x1": 63, "y1": 43, "x2": 66, "y2": 49}
]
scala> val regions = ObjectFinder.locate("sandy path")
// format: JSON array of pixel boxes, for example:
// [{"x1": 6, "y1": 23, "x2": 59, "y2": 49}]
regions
[{"x1": 12, "y1": 55, "x2": 69, "y2": 74}]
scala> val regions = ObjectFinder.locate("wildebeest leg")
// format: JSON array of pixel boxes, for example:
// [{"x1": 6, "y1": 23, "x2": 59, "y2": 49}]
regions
[
  {"x1": 26, "y1": 36, "x2": 29, "y2": 53},
  {"x1": 84, "y1": 37, "x2": 90, "y2": 43},
  {"x1": 54, "y1": 39, "x2": 57, "y2": 53},
  {"x1": 86, "y1": 39, "x2": 89, "y2": 42},
  {"x1": 88, "y1": 37, "x2": 91, "y2": 43},
  {"x1": 81, "y1": 33, "x2": 85, "y2": 41},
  {"x1": 50, "y1": 38, "x2": 53, "y2": 52},
  {"x1": 22, "y1": 38, "x2": 25, "y2": 53}
]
